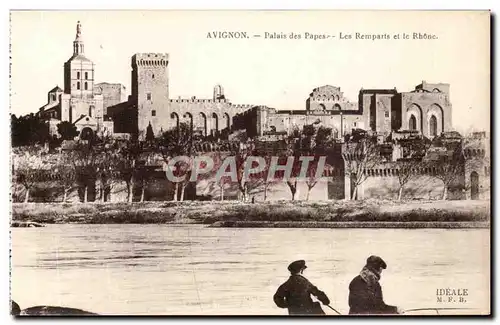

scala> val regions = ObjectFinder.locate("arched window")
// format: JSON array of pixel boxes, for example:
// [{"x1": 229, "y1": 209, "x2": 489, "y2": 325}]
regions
[
  {"x1": 84, "y1": 82, "x2": 88, "y2": 90},
  {"x1": 429, "y1": 115, "x2": 438, "y2": 137},
  {"x1": 409, "y1": 115, "x2": 417, "y2": 130},
  {"x1": 85, "y1": 72, "x2": 88, "y2": 80},
  {"x1": 77, "y1": 82, "x2": 80, "y2": 90},
  {"x1": 77, "y1": 72, "x2": 80, "y2": 79}
]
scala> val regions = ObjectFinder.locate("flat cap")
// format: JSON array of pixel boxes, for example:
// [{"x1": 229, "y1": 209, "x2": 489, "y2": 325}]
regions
[
  {"x1": 366, "y1": 255, "x2": 387, "y2": 269},
  {"x1": 288, "y1": 260, "x2": 307, "y2": 273}
]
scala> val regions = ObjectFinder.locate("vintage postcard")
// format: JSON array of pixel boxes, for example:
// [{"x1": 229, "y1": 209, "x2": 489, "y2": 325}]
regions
[{"x1": 9, "y1": 10, "x2": 490, "y2": 316}]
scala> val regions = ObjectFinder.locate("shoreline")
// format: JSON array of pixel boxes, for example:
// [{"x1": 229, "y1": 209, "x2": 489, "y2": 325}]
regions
[
  {"x1": 209, "y1": 221, "x2": 490, "y2": 229},
  {"x1": 11, "y1": 200, "x2": 490, "y2": 228}
]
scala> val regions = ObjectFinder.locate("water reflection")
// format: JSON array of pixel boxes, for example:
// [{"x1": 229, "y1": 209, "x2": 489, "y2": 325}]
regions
[{"x1": 11, "y1": 225, "x2": 489, "y2": 315}]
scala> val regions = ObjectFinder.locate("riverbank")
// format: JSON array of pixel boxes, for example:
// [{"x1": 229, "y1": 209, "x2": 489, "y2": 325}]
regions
[
  {"x1": 11, "y1": 199, "x2": 490, "y2": 228},
  {"x1": 210, "y1": 221, "x2": 490, "y2": 229}
]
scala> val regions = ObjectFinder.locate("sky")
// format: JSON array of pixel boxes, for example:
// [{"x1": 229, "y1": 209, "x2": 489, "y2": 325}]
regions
[{"x1": 10, "y1": 10, "x2": 490, "y2": 133}]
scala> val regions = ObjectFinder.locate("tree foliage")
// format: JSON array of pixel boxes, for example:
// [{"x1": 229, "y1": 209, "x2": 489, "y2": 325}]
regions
[
  {"x1": 57, "y1": 121, "x2": 79, "y2": 140},
  {"x1": 11, "y1": 114, "x2": 50, "y2": 147}
]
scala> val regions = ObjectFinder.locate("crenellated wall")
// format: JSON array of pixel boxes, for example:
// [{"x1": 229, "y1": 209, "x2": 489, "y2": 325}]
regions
[{"x1": 168, "y1": 100, "x2": 252, "y2": 137}]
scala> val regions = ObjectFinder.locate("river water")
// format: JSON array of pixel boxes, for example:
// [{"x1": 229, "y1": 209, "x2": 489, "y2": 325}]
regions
[{"x1": 10, "y1": 225, "x2": 490, "y2": 315}]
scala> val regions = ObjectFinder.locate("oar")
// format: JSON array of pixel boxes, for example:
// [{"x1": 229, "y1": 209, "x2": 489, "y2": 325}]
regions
[
  {"x1": 402, "y1": 307, "x2": 477, "y2": 315},
  {"x1": 326, "y1": 305, "x2": 342, "y2": 315}
]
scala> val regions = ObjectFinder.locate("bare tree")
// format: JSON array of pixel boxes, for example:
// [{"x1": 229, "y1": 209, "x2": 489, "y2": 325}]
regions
[
  {"x1": 343, "y1": 136, "x2": 383, "y2": 200},
  {"x1": 158, "y1": 123, "x2": 196, "y2": 202},
  {"x1": 305, "y1": 159, "x2": 325, "y2": 201},
  {"x1": 395, "y1": 137, "x2": 432, "y2": 201},
  {"x1": 136, "y1": 164, "x2": 153, "y2": 202},
  {"x1": 430, "y1": 145, "x2": 464, "y2": 200},
  {"x1": 286, "y1": 178, "x2": 298, "y2": 201},
  {"x1": 233, "y1": 142, "x2": 258, "y2": 202},
  {"x1": 71, "y1": 141, "x2": 100, "y2": 203},
  {"x1": 304, "y1": 126, "x2": 334, "y2": 200},
  {"x1": 95, "y1": 149, "x2": 120, "y2": 203},
  {"x1": 14, "y1": 149, "x2": 47, "y2": 203},
  {"x1": 55, "y1": 152, "x2": 78, "y2": 202},
  {"x1": 116, "y1": 140, "x2": 141, "y2": 203},
  {"x1": 283, "y1": 124, "x2": 334, "y2": 201},
  {"x1": 16, "y1": 166, "x2": 38, "y2": 203},
  {"x1": 261, "y1": 157, "x2": 278, "y2": 201}
]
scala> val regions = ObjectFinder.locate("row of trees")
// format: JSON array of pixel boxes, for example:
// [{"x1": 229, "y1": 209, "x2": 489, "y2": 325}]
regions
[
  {"x1": 344, "y1": 132, "x2": 467, "y2": 201},
  {"x1": 11, "y1": 113, "x2": 82, "y2": 148},
  {"x1": 13, "y1": 120, "x2": 469, "y2": 203},
  {"x1": 13, "y1": 122, "x2": 337, "y2": 203}
]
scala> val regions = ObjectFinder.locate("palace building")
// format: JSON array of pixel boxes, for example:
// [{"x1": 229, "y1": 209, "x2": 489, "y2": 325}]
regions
[{"x1": 37, "y1": 21, "x2": 453, "y2": 142}]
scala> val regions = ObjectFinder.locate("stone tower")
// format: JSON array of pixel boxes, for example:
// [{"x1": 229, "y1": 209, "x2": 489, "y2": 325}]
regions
[
  {"x1": 131, "y1": 53, "x2": 170, "y2": 139},
  {"x1": 60, "y1": 21, "x2": 104, "y2": 134},
  {"x1": 213, "y1": 84, "x2": 225, "y2": 100},
  {"x1": 63, "y1": 21, "x2": 95, "y2": 100}
]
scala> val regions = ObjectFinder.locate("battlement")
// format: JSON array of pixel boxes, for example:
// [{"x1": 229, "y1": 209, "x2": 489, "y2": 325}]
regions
[
  {"x1": 132, "y1": 53, "x2": 169, "y2": 67},
  {"x1": 463, "y1": 148, "x2": 487, "y2": 159},
  {"x1": 168, "y1": 98, "x2": 255, "y2": 108},
  {"x1": 193, "y1": 141, "x2": 240, "y2": 153},
  {"x1": 169, "y1": 98, "x2": 229, "y2": 104},
  {"x1": 232, "y1": 104, "x2": 254, "y2": 109}
]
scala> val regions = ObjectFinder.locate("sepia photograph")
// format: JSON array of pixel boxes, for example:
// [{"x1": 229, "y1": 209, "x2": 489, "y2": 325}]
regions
[{"x1": 9, "y1": 9, "x2": 491, "y2": 316}]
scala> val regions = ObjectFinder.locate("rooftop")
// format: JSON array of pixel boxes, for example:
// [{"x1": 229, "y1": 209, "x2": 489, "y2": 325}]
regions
[{"x1": 66, "y1": 54, "x2": 93, "y2": 63}]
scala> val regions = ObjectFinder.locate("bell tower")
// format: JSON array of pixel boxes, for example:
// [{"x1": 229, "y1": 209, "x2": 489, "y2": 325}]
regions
[{"x1": 63, "y1": 21, "x2": 95, "y2": 99}]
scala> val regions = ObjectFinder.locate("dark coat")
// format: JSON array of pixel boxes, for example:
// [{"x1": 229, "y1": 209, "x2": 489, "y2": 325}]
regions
[
  {"x1": 273, "y1": 274, "x2": 330, "y2": 315},
  {"x1": 348, "y1": 275, "x2": 398, "y2": 315}
]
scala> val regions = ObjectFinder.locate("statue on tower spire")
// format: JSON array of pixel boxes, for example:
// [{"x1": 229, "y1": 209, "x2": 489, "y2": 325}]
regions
[
  {"x1": 73, "y1": 21, "x2": 84, "y2": 55},
  {"x1": 76, "y1": 21, "x2": 82, "y2": 39}
]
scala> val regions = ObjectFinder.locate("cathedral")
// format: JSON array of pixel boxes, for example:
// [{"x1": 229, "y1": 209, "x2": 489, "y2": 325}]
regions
[{"x1": 37, "y1": 21, "x2": 453, "y2": 142}]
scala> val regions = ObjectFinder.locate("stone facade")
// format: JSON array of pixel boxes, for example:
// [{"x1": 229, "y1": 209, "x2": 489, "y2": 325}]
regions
[
  {"x1": 463, "y1": 132, "x2": 491, "y2": 200},
  {"x1": 398, "y1": 81, "x2": 452, "y2": 138},
  {"x1": 94, "y1": 83, "x2": 127, "y2": 115},
  {"x1": 126, "y1": 52, "x2": 254, "y2": 140},
  {"x1": 131, "y1": 53, "x2": 170, "y2": 138},
  {"x1": 35, "y1": 22, "x2": 452, "y2": 143},
  {"x1": 234, "y1": 83, "x2": 452, "y2": 140},
  {"x1": 36, "y1": 21, "x2": 112, "y2": 139}
]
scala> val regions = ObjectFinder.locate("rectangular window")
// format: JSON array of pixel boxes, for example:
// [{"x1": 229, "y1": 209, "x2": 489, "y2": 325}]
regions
[
  {"x1": 147, "y1": 93, "x2": 152, "y2": 101},
  {"x1": 152, "y1": 110, "x2": 156, "y2": 116},
  {"x1": 85, "y1": 72, "x2": 88, "y2": 80},
  {"x1": 384, "y1": 111, "x2": 389, "y2": 118},
  {"x1": 77, "y1": 72, "x2": 80, "y2": 79}
]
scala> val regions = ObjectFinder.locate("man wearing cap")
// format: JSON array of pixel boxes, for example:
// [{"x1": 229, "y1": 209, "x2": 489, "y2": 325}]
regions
[
  {"x1": 348, "y1": 255, "x2": 401, "y2": 315},
  {"x1": 273, "y1": 260, "x2": 330, "y2": 315}
]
